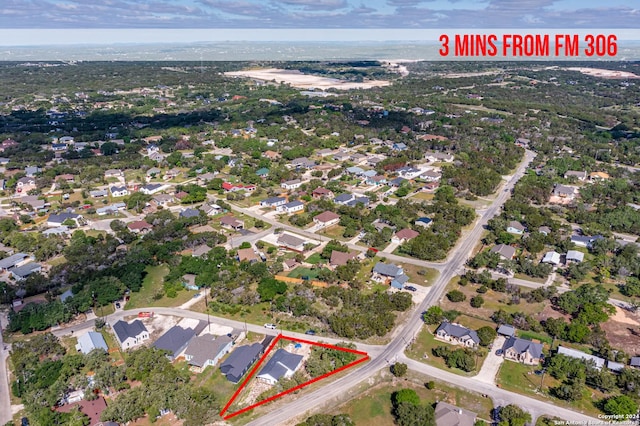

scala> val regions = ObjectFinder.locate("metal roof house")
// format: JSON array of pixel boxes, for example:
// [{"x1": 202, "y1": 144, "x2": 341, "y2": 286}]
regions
[
  {"x1": 497, "y1": 324, "x2": 516, "y2": 337},
  {"x1": 256, "y1": 349, "x2": 303, "y2": 385},
  {"x1": 220, "y1": 343, "x2": 264, "y2": 383},
  {"x1": 557, "y1": 346, "x2": 605, "y2": 369},
  {"x1": 76, "y1": 331, "x2": 108, "y2": 354},
  {"x1": 0, "y1": 253, "x2": 32, "y2": 271},
  {"x1": 10, "y1": 262, "x2": 42, "y2": 281}
]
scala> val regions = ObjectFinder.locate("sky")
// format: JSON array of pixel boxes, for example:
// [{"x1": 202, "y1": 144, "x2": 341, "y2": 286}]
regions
[{"x1": 0, "y1": 0, "x2": 639, "y2": 45}]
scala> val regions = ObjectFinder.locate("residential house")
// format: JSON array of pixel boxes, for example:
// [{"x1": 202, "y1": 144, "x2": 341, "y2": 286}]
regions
[
  {"x1": 316, "y1": 148, "x2": 335, "y2": 157},
  {"x1": 192, "y1": 244, "x2": 211, "y2": 258},
  {"x1": 421, "y1": 170, "x2": 441, "y2": 182},
  {"x1": 313, "y1": 211, "x2": 340, "y2": 228},
  {"x1": 424, "y1": 151, "x2": 454, "y2": 163},
  {"x1": 15, "y1": 177, "x2": 36, "y2": 193},
  {"x1": 502, "y1": 337, "x2": 543, "y2": 365},
  {"x1": 220, "y1": 343, "x2": 264, "y2": 383},
  {"x1": 346, "y1": 166, "x2": 365, "y2": 176},
  {"x1": 346, "y1": 196, "x2": 370, "y2": 208},
  {"x1": 182, "y1": 274, "x2": 198, "y2": 290},
  {"x1": 152, "y1": 325, "x2": 196, "y2": 361},
  {"x1": 47, "y1": 213, "x2": 83, "y2": 227},
  {"x1": 371, "y1": 262, "x2": 405, "y2": 283},
  {"x1": 392, "y1": 228, "x2": 420, "y2": 244},
  {"x1": 180, "y1": 208, "x2": 201, "y2": 219},
  {"x1": 333, "y1": 193, "x2": 355, "y2": 205},
  {"x1": 333, "y1": 151, "x2": 351, "y2": 162},
  {"x1": 277, "y1": 233, "x2": 307, "y2": 252},
  {"x1": 96, "y1": 203, "x2": 125, "y2": 216},
  {"x1": 56, "y1": 397, "x2": 108, "y2": 426},
  {"x1": 184, "y1": 334, "x2": 233, "y2": 372},
  {"x1": 276, "y1": 200, "x2": 304, "y2": 214},
  {"x1": 220, "y1": 215, "x2": 245, "y2": 230},
  {"x1": 104, "y1": 169, "x2": 123, "y2": 178},
  {"x1": 564, "y1": 170, "x2": 587, "y2": 181},
  {"x1": 366, "y1": 175, "x2": 387, "y2": 186},
  {"x1": 164, "y1": 168, "x2": 181, "y2": 180},
  {"x1": 59, "y1": 289, "x2": 73, "y2": 302},
  {"x1": 0, "y1": 253, "x2": 33, "y2": 271},
  {"x1": 557, "y1": 346, "x2": 605, "y2": 369},
  {"x1": 11, "y1": 263, "x2": 42, "y2": 281},
  {"x1": 260, "y1": 196, "x2": 287, "y2": 208},
  {"x1": 330, "y1": 250, "x2": 359, "y2": 268},
  {"x1": 76, "y1": 331, "x2": 108, "y2": 354},
  {"x1": 415, "y1": 217, "x2": 432, "y2": 228},
  {"x1": 630, "y1": 357, "x2": 640, "y2": 368},
  {"x1": 290, "y1": 157, "x2": 316, "y2": 169},
  {"x1": 506, "y1": 221, "x2": 525, "y2": 235},
  {"x1": 281, "y1": 179, "x2": 302, "y2": 190},
  {"x1": 110, "y1": 186, "x2": 129, "y2": 197},
  {"x1": 43, "y1": 226, "x2": 71, "y2": 236},
  {"x1": 140, "y1": 183, "x2": 169, "y2": 195},
  {"x1": 149, "y1": 152, "x2": 166, "y2": 162},
  {"x1": 256, "y1": 167, "x2": 269, "y2": 178},
  {"x1": 497, "y1": 324, "x2": 516, "y2": 337},
  {"x1": 490, "y1": 244, "x2": 516, "y2": 260},
  {"x1": 397, "y1": 166, "x2": 422, "y2": 179},
  {"x1": 350, "y1": 153, "x2": 367, "y2": 164},
  {"x1": 256, "y1": 349, "x2": 303, "y2": 385},
  {"x1": 153, "y1": 193, "x2": 175, "y2": 206},
  {"x1": 112, "y1": 320, "x2": 149, "y2": 350},
  {"x1": 127, "y1": 220, "x2": 153, "y2": 234},
  {"x1": 392, "y1": 142, "x2": 407, "y2": 151},
  {"x1": 237, "y1": 248, "x2": 260, "y2": 263},
  {"x1": 552, "y1": 184, "x2": 579, "y2": 200},
  {"x1": 538, "y1": 226, "x2": 551, "y2": 236},
  {"x1": 222, "y1": 182, "x2": 256, "y2": 192},
  {"x1": 566, "y1": 250, "x2": 584, "y2": 263},
  {"x1": 146, "y1": 167, "x2": 162, "y2": 179},
  {"x1": 571, "y1": 234, "x2": 603, "y2": 248},
  {"x1": 196, "y1": 172, "x2": 218, "y2": 185},
  {"x1": 263, "y1": 150, "x2": 280, "y2": 160},
  {"x1": 541, "y1": 251, "x2": 561, "y2": 266},
  {"x1": 435, "y1": 322, "x2": 480, "y2": 348},
  {"x1": 89, "y1": 189, "x2": 108, "y2": 198},
  {"x1": 389, "y1": 177, "x2": 406, "y2": 187},
  {"x1": 25, "y1": 166, "x2": 42, "y2": 177},
  {"x1": 312, "y1": 187, "x2": 334, "y2": 199},
  {"x1": 435, "y1": 402, "x2": 476, "y2": 426},
  {"x1": 56, "y1": 174, "x2": 75, "y2": 184}
]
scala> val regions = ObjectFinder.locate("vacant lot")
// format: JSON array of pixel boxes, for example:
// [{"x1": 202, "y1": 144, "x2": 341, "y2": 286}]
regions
[
  {"x1": 602, "y1": 306, "x2": 640, "y2": 356},
  {"x1": 125, "y1": 264, "x2": 197, "y2": 310},
  {"x1": 225, "y1": 68, "x2": 391, "y2": 90}
]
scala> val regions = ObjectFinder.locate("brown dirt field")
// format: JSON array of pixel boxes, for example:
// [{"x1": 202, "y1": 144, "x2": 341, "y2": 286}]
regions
[
  {"x1": 536, "y1": 304, "x2": 568, "y2": 322},
  {"x1": 602, "y1": 307, "x2": 640, "y2": 355}
]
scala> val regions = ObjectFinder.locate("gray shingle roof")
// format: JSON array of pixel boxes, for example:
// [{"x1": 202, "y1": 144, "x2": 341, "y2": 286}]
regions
[
  {"x1": 152, "y1": 325, "x2": 196, "y2": 357},
  {"x1": 435, "y1": 322, "x2": 480, "y2": 344},
  {"x1": 503, "y1": 337, "x2": 543, "y2": 360},
  {"x1": 185, "y1": 334, "x2": 233, "y2": 368},
  {"x1": 257, "y1": 349, "x2": 303, "y2": 382},
  {"x1": 112, "y1": 320, "x2": 148, "y2": 343},
  {"x1": 220, "y1": 343, "x2": 263, "y2": 383},
  {"x1": 373, "y1": 262, "x2": 403, "y2": 277}
]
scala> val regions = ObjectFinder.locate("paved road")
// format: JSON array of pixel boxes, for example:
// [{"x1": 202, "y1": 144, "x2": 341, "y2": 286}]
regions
[
  {"x1": 244, "y1": 151, "x2": 593, "y2": 426},
  {"x1": 50, "y1": 307, "x2": 385, "y2": 358}
]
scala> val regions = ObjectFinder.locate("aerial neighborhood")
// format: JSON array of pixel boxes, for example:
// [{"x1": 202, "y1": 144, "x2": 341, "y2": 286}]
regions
[{"x1": 0, "y1": 59, "x2": 639, "y2": 426}]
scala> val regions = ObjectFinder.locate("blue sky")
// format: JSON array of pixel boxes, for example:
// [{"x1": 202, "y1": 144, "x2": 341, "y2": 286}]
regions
[{"x1": 0, "y1": 0, "x2": 638, "y2": 45}]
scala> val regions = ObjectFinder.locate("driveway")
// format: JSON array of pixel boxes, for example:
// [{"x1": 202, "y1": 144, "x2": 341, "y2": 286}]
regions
[{"x1": 475, "y1": 336, "x2": 506, "y2": 384}]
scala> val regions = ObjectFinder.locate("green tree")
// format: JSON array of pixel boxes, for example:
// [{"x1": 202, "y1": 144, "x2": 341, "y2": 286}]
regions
[
  {"x1": 392, "y1": 389, "x2": 420, "y2": 406},
  {"x1": 498, "y1": 404, "x2": 532, "y2": 426},
  {"x1": 446, "y1": 290, "x2": 466, "y2": 302},
  {"x1": 391, "y1": 362, "x2": 408, "y2": 377},
  {"x1": 603, "y1": 395, "x2": 639, "y2": 416},
  {"x1": 470, "y1": 295, "x2": 485, "y2": 308},
  {"x1": 476, "y1": 326, "x2": 497, "y2": 346}
]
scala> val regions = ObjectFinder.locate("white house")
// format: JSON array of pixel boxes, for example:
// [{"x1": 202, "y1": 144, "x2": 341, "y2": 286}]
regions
[
  {"x1": 256, "y1": 349, "x2": 303, "y2": 385},
  {"x1": 541, "y1": 251, "x2": 561, "y2": 266},
  {"x1": 110, "y1": 186, "x2": 129, "y2": 197},
  {"x1": 112, "y1": 320, "x2": 149, "y2": 350},
  {"x1": 313, "y1": 211, "x2": 340, "y2": 227},
  {"x1": 276, "y1": 200, "x2": 304, "y2": 214},
  {"x1": 280, "y1": 179, "x2": 302, "y2": 190}
]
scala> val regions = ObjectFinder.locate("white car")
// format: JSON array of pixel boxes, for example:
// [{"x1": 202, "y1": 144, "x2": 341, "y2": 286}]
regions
[{"x1": 264, "y1": 323, "x2": 277, "y2": 329}]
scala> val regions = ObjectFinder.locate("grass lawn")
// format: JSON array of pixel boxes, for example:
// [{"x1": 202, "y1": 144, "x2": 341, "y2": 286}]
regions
[
  {"x1": 47, "y1": 255, "x2": 67, "y2": 267},
  {"x1": 125, "y1": 264, "x2": 196, "y2": 310},
  {"x1": 411, "y1": 192, "x2": 435, "y2": 201},
  {"x1": 514, "y1": 273, "x2": 547, "y2": 284},
  {"x1": 305, "y1": 253, "x2": 323, "y2": 265},
  {"x1": 497, "y1": 361, "x2": 606, "y2": 417},
  {"x1": 405, "y1": 326, "x2": 487, "y2": 376},
  {"x1": 398, "y1": 263, "x2": 439, "y2": 286},
  {"x1": 319, "y1": 225, "x2": 347, "y2": 240},
  {"x1": 288, "y1": 266, "x2": 321, "y2": 280}
]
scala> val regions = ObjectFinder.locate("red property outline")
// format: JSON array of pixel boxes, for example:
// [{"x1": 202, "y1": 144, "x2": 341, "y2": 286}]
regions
[{"x1": 219, "y1": 334, "x2": 369, "y2": 420}]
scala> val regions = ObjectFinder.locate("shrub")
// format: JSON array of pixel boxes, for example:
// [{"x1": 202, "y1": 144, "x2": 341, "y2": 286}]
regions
[
  {"x1": 446, "y1": 290, "x2": 466, "y2": 302},
  {"x1": 425, "y1": 381, "x2": 435, "y2": 390},
  {"x1": 470, "y1": 296, "x2": 485, "y2": 308}
]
